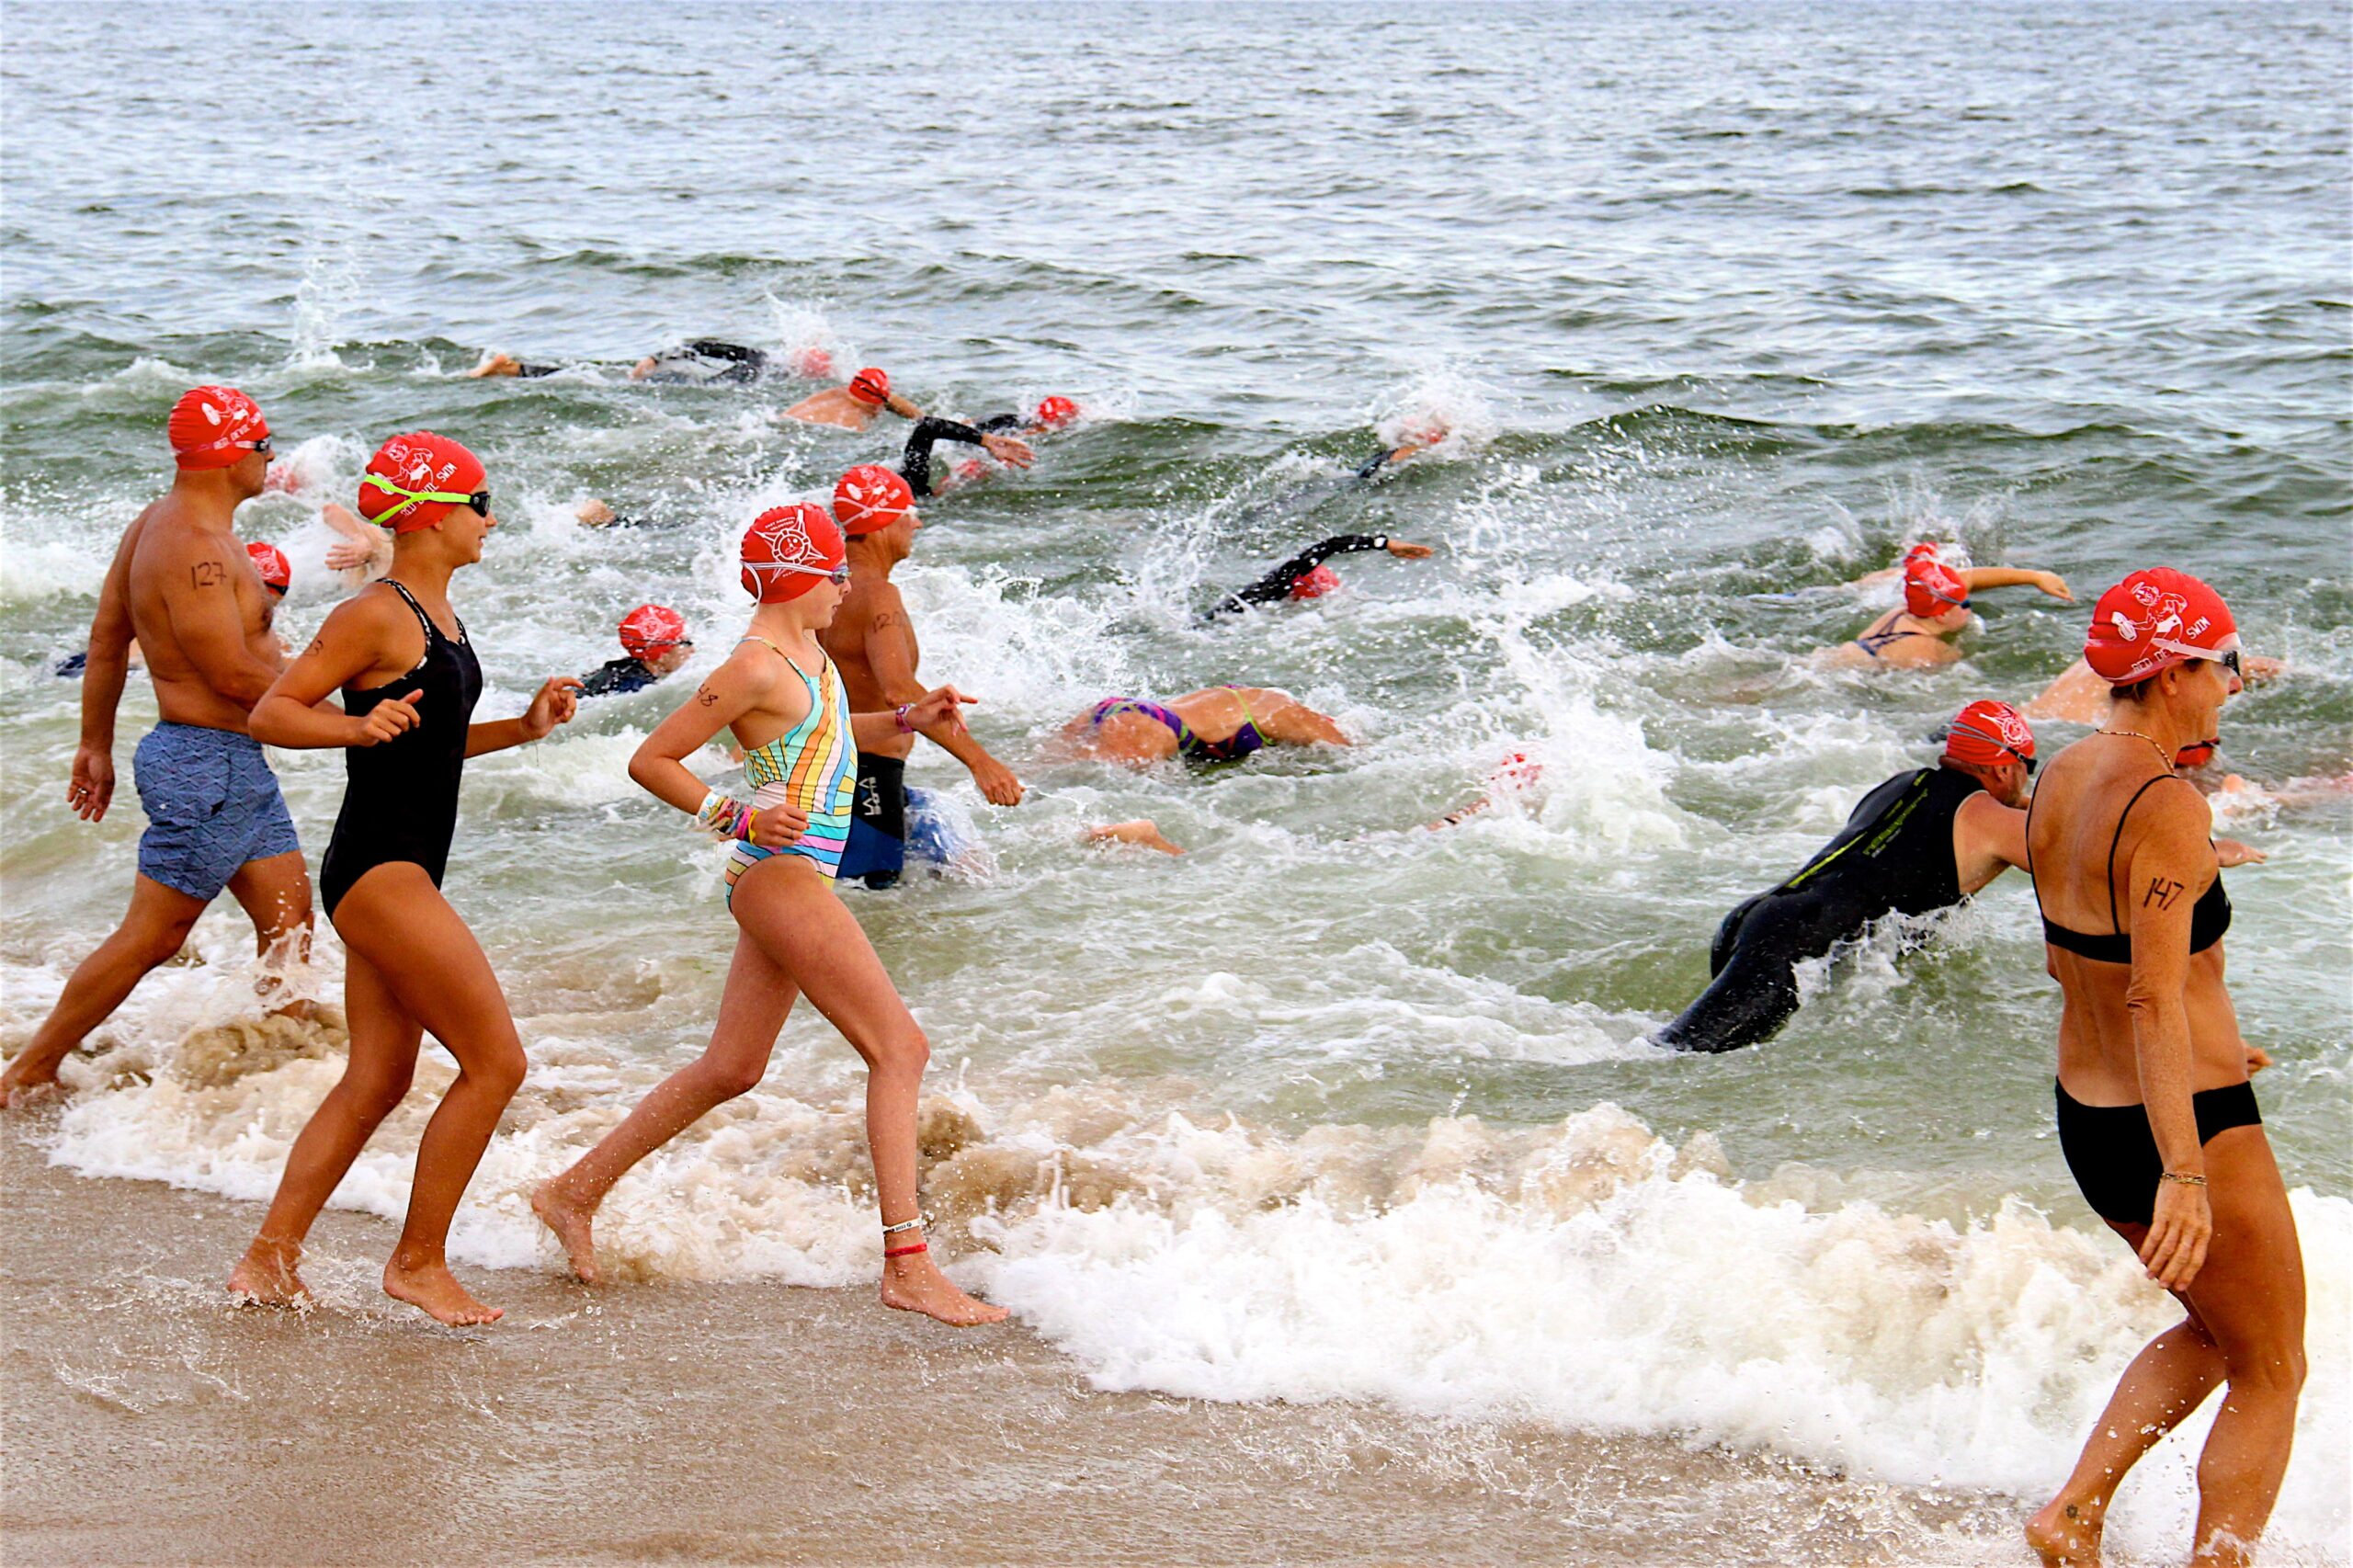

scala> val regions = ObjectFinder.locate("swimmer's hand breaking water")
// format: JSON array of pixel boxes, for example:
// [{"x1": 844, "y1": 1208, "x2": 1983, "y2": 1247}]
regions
[{"x1": 980, "y1": 433, "x2": 1034, "y2": 469}]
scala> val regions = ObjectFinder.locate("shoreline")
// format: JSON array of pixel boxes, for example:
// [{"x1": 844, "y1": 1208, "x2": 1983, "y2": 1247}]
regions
[{"x1": 0, "y1": 1114, "x2": 2022, "y2": 1568}]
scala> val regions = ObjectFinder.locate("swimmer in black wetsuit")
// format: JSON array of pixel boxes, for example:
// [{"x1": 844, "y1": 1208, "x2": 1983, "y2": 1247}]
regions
[
  {"x1": 1656, "y1": 699, "x2": 2040, "y2": 1054},
  {"x1": 902, "y1": 396, "x2": 1079, "y2": 496},
  {"x1": 580, "y1": 604, "x2": 694, "y2": 699},
  {"x1": 468, "y1": 340, "x2": 788, "y2": 384},
  {"x1": 1206, "y1": 533, "x2": 1435, "y2": 617}
]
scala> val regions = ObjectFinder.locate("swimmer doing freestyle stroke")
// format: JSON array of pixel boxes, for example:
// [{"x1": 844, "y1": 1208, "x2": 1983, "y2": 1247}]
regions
[
  {"x1": 228, "y1": 432, "x2": 581, "y2": 1326},
  {"x1": 532, "y1": 501, "x2": 1006, "y2": 1326}
]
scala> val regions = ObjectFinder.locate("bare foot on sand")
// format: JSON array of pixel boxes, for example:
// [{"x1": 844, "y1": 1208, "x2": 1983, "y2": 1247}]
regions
[
  {"x1": 383, "y1": 1256, "x2": 504, "y2": 1326},
  {"x1": 531, "y1": 1180, "x2": 602, "y2": 1285},
  {"x1": 0, "y1": 1062, "x2": 63, "y2": 1109},
  {"x1": 1087, "y1": 819, "x2": 1184, "y2": 856},
  {"x1": 880, "y1": 1252, "x2": 1010, "y2": 1327},
  {"x1": 227, "y1": 1238, "x2": 313, "y2": 1309},
  {"x1": 2026, "y1": 1498, "x2": 2104, "y2": 1567}
]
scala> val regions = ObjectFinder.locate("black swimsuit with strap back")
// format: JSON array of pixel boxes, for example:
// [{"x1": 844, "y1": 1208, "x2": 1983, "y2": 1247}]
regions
[
  {"x1": 318, "y1": 580, "x2": 483, "y2": 918},
  {"x1": 2028, "y1": 774, "x2": 2232, "y2": 962}
]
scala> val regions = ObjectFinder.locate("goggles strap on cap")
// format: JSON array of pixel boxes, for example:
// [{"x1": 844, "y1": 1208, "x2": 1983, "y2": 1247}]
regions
[{"x1": 361, "y1": 472, "x2": 488, "y2": 528}]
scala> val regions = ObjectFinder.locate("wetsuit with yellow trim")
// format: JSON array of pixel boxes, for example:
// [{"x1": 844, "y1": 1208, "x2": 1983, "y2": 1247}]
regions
[{"x1": 1657, "y1": 765, "x2": 1987, "y2": 1053}]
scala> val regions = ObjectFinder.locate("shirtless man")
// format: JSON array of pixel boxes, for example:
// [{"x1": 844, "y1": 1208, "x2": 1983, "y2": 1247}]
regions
[
  {"x1": 3, "y1": 387, "x2": 312, "y2": 1106},
  {"x1": 2029, "y1": 653, "x2": 2287, "y2": 724},
  {"x1": 781, "y1": 366, "x2": 926, "y2": 430},
  {"x1": 819, "y1": 466, "x2": 1026, "y2": 887}
]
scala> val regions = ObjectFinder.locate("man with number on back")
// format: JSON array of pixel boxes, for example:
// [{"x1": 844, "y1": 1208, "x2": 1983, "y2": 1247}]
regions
[{"x1": 1, "y1": 387, "x2": 314, "y2": 1106}]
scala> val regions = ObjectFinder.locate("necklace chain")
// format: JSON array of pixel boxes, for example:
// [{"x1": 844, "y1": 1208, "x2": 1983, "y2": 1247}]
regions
[{"x1": 2097, "y1": 727, "x2": 2176, "y2": 773}]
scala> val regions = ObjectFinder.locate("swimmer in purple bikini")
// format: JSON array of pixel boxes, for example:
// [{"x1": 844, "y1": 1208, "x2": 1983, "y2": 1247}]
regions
[{"x1": 1055, "y1": 686, "x2": 1348, "y2": 767}]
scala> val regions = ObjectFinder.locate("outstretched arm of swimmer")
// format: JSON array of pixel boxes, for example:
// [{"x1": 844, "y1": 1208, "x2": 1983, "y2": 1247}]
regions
[
  {"x1": 463, "y1": 676, "x2": 581, "y2": 757},
  {"x1": 249, "y1": 596, "x2": 427, "y2": 750},
  {"x1": 864, "y1": 601, "x2": 1024, "y2": 805},
  {"x1": 68, "y1": 521, "x2": 142, "y2": 821},
  {"x1": 2121, "y1": 783, "x2": 2221, "y2": 1291},
  {"x1": 1211, "y1": 534, "x2": 1415, "y2": 615},
  {"x1": 1960, "y1": 566, "x2": 2072, "y2": 602}
]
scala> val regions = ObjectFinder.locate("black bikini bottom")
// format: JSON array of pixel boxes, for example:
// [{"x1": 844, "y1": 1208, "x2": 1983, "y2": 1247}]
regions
[{"x1": 2054, "y1": 1078, "x2": 2262, "y2": 1227}]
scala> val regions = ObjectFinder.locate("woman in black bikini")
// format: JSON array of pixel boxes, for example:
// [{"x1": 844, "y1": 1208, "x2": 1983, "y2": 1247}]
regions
[
  {"x1": 229, "y1": 433, "x2": 580, "y2": 1327},
  {"x1": 2022, "y1": 569, "x2": 2303, "y2": 1568}
]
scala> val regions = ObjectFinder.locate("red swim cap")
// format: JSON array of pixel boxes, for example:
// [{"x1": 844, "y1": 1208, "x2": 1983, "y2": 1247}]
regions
[
  {"x1": 1489, "y1": 751, "x2": 1545, "y2": 792},
  {"x1": 1942, "y1": 699, "x2": 2035, "y2": 769},
  {"x1": 832, "y1": 464, "x2": 914, "y2": 536},
  {"x1": 789, "y1": 346, "x2": 836, "y2": 380},
  {"x1": 2084, "y1": 568, "x2": 2239, "y2": 686},
  {"x1": 2176, "y1": 738, "x2": 2219, "y2": 769},
  {"x1": 741, "y1": 504, "x2": 846, "y2": 603},
  {"x1": 1290, "y1": 563, "x2": 1342, "y2": 601},
  {"x1": 245, "y1": 540, "x2": 291, "y2": 595},
  {"x1": 619, "y1": 603, "x2": 688, "y2": 659},
  {"x1": 847, "y1": 367, "x2": 891, "y2": 407},
  {"x1": 1034, "y1": 395, "x2": 1079, "y2": 430},
  {"x1": 1904, "y1": 540, "x2": 1945, "y2": 566},
  {"x1": 357, "y1": 432, "x2": 487, "y2": 534},
  {"x1": 1904, "y1": 557, "x2": 1969, "y2": 619},
  {"x1": 168, "y1": 386, "x2": 269, "y2": 471}
]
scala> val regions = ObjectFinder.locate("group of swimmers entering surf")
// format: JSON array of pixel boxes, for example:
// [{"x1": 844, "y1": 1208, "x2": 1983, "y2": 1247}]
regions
[{"x1": 2, "y1": 378, "x2": 2313, "y2": 1568}]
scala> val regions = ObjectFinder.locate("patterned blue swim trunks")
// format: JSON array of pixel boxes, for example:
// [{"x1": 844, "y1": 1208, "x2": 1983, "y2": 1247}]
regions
[{"x1": 132, "y1": 722, "x2": 301, "y2": 902}]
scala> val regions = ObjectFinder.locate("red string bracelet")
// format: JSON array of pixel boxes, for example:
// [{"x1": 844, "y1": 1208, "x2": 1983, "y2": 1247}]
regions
[{"x1": 883, "y1": 1243, "x2": 928, "y2": 1259}]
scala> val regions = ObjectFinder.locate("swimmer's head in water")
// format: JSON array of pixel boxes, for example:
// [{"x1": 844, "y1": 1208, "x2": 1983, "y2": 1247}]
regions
[
  {"x1": 789, "y1": 346, "x2": 836, "y2": 380},
  {"x1": 1289, "y1": 563, "x2": 1342, "y2": 601},
  {"x1": 2176, "y1": 737, "x2": 2220, "y2": 769},
  {"x1": 1904, "y1": 557, "x2": 1970, "y2": 620},
  {"x1": 1490, "y1": 751, "x2": 1544, "y2": 792},
  {"x1": 847, "y1": 367, "x2": 892, "y2": 408},
  {"x1": 2085, "y1": 567, "x2": 2240, "y2": 687},
  {"x1": 741, "y1": 503, "x2": 847, "y2": 604},
  {"x1": 357, "y1": 432, "x2": 489, "y2": 534},
  {"x1": 1033, "y1": 395, "x2": 1079, "y2": 431},
  {"x1": 833, "y1": 464, "x2": 915, "y2": 536},
  {"x1": 169, "y1": 386, "x2": 270, "y2": 472},
  {"x1": 619, "y1": 602, "x2": 689, "y2": 662},
  {"x1": 245, "y1": 541, "x2": 290, "y2": 597}
]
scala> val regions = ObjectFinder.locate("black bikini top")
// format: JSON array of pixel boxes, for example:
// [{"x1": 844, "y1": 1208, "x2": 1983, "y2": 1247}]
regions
[{"x1": 2029, "y1": 774, "x2": 2232, "y2": 964}]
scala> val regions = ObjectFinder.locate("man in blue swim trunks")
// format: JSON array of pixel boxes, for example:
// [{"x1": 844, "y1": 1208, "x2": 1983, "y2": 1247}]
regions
[{"x1": 3, "y1": 387, "x2": 314, "y2": 1107}]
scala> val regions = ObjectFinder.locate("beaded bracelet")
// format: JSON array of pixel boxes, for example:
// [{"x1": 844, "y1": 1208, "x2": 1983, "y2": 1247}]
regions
[
  {"x1": 2160, "y1": 1171, "x2": 2209, "y2": 1188},
  {"x1": 695, "y1": 789, "x2": 757, "y2": 842}
]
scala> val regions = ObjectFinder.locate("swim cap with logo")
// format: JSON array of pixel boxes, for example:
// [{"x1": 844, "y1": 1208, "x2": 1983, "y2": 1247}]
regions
[
  {"x1": 1034, "y1": 395, "x2": 1079, "y2": 430},
  {"x1": 741, "y1": 504, "x2": 847, "y2": 603},
  {"x1": 357, "y1": 432, "x2": 488, "y2": 534},
  {"x1": 832, "y1": 465, "x2": 915, "y2": 536},
  {"x1": 1942, "y1": 699, "x2": 2035, "y2": 770},
  {"x1": 168, "y1": 386, "x2": 269, "y2": 471},
  {"x1": 245, "y1": 540, "x2": 291, "y2": 595},
  {"x1": 847, "y1": 368, "x2": 892, "y2": 407},
  {"x1": 1904, "y1": 557, "x2": 1970, "y2": 619},
  {"x1": 2084, "y1": 567, "x2": 2239, "y2": 686},
  {"x1": 619, "y1": 603, "x2": 689, "y2": 659},
  {"x1": 1289, "y1": 563, "x2": 1342, "y2": 600}
]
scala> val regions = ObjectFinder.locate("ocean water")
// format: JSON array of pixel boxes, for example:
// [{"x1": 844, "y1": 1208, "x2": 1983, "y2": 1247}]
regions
[{"x1": 3, "y1": 3, "x2": 2347, "y2": 1561}]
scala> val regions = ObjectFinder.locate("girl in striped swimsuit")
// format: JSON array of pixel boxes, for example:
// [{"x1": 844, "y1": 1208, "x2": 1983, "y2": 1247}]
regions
[{"x1": 533, "y1": 504, "x2": 1006, "y2": 1327}]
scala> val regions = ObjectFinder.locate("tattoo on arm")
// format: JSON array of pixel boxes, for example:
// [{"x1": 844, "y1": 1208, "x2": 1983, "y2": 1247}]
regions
[
  {"x1": 2143, "y1": 876, "x2": 2186, "y2": 910},
  {"x1": 303, "y1": 634, "x2": 325, "y2": 656},
  {"x1": 191, "y1": 561, "x2": 227, "y2": 589},
  {"x1": 697, "y1": 684, "x2": 719, "y2": 708},
  {"x1": 872, "y1": 612, "x2": 904, "y2": 631}
]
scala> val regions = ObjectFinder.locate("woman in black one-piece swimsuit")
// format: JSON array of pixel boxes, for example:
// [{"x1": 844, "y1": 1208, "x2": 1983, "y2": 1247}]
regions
[
  {"x1": 2021, "y1": 569, "x2": 2303, "y2": 1568},
  {"x1": 231, "y1": 432, "x2": 580, "y2": 1327}
]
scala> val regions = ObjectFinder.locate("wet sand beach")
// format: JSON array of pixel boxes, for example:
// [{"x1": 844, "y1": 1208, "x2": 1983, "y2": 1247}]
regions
[{"x1": 0, "y1": 1119, "x2": 2017, "y2": 1568}]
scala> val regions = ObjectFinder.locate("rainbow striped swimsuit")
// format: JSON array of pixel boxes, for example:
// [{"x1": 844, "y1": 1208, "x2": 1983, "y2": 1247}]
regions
[{"x1": 722, "y1": 641, "x2": 857, "y2": 902}]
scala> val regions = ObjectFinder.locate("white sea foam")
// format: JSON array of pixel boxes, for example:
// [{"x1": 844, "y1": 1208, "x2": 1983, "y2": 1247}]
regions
[{"x1": 35, "y1": 1034, "x2": 2347, "y2": 1561}]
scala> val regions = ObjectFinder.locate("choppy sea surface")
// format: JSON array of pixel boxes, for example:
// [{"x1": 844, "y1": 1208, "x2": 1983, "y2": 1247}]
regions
[{"x1": 4, "y1": 3, "x2": 2347, "y2": 1560}]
